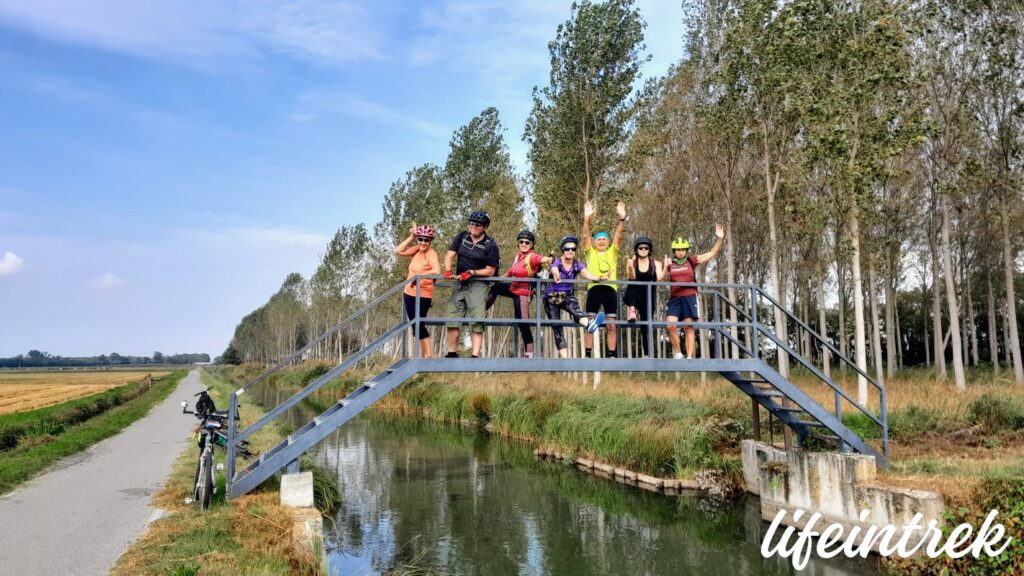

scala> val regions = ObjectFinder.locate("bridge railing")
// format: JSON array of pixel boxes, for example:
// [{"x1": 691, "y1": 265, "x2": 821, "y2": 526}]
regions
[{"x1": 227, "y1": 274, "x2": 888, "y2": 482}]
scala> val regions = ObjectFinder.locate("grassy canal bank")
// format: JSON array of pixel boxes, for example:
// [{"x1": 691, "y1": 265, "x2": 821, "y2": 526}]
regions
[
  {"x1": 212, "y1": 361, "x2": 1024, "y2": 575},
  {"x1": 0, "y1": 371, "x2": 184, "y2": 495},
  {"x1": 112, "y1": 370, "x2": 337, "y2": 576}
]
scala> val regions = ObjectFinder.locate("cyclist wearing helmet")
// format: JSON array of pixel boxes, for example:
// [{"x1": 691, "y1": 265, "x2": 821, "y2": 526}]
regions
[
  {"x1": 624, "y1": 235, "x2": 666, "y2": 358},
  {"x1": 663, "y1": 224, "x2": 725, "y2": 359},
  {"x1": 581, "y1": 200, "x2": 626, "y2": 357},
  {"x1": 485, "y1": 229, "x2": 553, "y2": 358},
  {"x1": 545, "y1": 235, "x2": 605, "y2": 357},
  {"x1": 443, "y1": 210, "x2": 500, "y2": 358},
  {"x1": 396, "y1": 222, "x2": 441, "y2": 358}
]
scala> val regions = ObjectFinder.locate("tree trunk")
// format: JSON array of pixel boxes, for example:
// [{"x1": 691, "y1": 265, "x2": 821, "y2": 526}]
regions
[
  {"x1": 837, "y1": 258, "x2": 849, "y2": 367},
  {"x1": 931, "y1": 229, "x2": 946, "y2": 378},
  {"x1": 766, "y1": 168, "x2": 789, "y2": 378},
  {"x1": 885, "y1": 269, "x2": 896, "y2": 378},
  {"x1": 1000, "y1": 204, "x2": 1023, "y2": 384},
  {"x1": 895, "y1": 294, "x2": 904, "y2": 369},
  {"x1": 850, "y1": 206, "x2": 869, "y2": 405},
  {"x1": 987, "y1": 269, "x2": 999, "y2": 375},
  {"x1": 923, "y1": 285, "x2": 931, "y2": 367},
  {"x1": 868, "y1": 261, "x2": 885, "y2": 387},
  {"x1": 818, "y1": 260, "x2": 831, "y2": 378},
  {"x1": 941, "y1": 197, "x2": 966, "y2": 391},
  {"x1": 726, "y1": 197, "x2": 740, "y2": 359}
]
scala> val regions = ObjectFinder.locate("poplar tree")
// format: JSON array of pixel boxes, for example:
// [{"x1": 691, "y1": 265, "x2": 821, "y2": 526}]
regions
[{"x1": 524, "y1": 0, "x2": 648, "y2": 239}]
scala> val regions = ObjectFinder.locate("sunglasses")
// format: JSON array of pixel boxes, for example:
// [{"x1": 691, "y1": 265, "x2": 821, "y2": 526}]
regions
[
  {"x1": 518, "y1": 240, "x2": 533, "y2": 246},
  {"x1": 416, "y1": 237, "x2": 432, "y2": 243},
  {"x1": 468, "y1": 221, "x2": 485, "y2": 227},
  {"x1": 637, "y1": 246, "x2": 650, "y2": 251},
  {"x1": 562, "y1": 246, "x2": 577, "y2": 252}
]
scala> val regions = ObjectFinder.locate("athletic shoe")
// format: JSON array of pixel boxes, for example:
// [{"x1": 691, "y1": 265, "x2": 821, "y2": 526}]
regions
[
  {"x1": 673, "y1": 352, "x2": 684, "y2": 359},
  {"x1": 627, "y1": 308, "x2": 637, "y2": 322},
  {"x1": 587, "y1": 311, "x2": 605, "y2": 334},
  {"x1": 445, "y1": 352, "x2": 459, "y2": 358}
]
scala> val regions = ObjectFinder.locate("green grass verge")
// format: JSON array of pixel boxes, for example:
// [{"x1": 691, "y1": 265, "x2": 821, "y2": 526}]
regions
[
  {"x1": 392, "y1": 376, "x2": 747, "y2": 480},
  {"x1": 112, "y1": 369, "x2": 333, "y2": 576},
  {"x1": 0, "y1": 371, "x2": 186, "y2": 495}
]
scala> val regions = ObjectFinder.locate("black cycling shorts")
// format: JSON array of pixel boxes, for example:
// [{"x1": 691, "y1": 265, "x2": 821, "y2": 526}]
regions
[{"x1": 585, "y1": 284, "x2": 619, "y2": 318}]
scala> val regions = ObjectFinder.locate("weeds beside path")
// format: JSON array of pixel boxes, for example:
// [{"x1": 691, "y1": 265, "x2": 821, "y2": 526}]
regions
[{"x1": 112, "y1": 369, "x2": 330, "y2": 576}]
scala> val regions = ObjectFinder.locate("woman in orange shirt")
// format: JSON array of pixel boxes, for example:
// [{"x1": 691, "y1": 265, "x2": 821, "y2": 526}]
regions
[{"x1": 395, "y1": 222, "x2": 442, "y2": 358}]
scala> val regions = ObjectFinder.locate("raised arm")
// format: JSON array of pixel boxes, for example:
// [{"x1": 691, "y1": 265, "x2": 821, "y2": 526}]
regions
[
  {"x1": 612, "y1": 202, "x2": 626, "y2": 249},
  {"x1": 626, "y1": 255, "x2": 636, "y2": 280},
  {"x1": 395, "y1": 222, "x2": 416, "y2": 255},
  {"x1": 655, "y1": 260, "x2": 667, "y2": 281},
  {"x1": 696, "y1": 224, "x2": 726, "y2": 264},
  {"x1": 582, "y1": 200, "x2": 594, "y2": 250}
]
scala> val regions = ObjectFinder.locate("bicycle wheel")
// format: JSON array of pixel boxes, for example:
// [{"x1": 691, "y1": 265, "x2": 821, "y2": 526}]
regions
[{"x1": 198, "y1": 448, "x2": 214, "y2": 510}]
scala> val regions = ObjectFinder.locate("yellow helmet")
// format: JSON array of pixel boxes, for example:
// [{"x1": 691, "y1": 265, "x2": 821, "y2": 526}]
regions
[{"x1": 671, "y1": 237, "x2": 691, "y2": 250}]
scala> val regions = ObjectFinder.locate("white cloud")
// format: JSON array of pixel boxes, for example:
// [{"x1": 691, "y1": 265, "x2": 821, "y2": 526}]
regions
[
  {"x1": 0, "y1": 0, "x2": 383, "y2": 65},
  {"x1": 405, "y1": 1, "x2": 686, "y2": 170},
  {"x1": 0, "y1": 251, "x2": 24, "y2": 277},
  {"x1": 183, "y1": 226, "x2": 330, "y2": 251},
  {"x1": 292, "y1": 93, "x2": 450, "y2": 139},
  {"x1": 92, "y1": 272, "x2": 125, "y2": 289}
]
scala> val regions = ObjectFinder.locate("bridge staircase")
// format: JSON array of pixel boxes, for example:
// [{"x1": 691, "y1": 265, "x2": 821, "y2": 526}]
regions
[{"x1": 225, "y1": 276, "x2": 888, "y2": 499}]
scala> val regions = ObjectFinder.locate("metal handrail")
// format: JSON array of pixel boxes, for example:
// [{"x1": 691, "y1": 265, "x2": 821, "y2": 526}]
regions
[
  {"x1": 235, "y1": 318, "x2": 413, "y2": 445},
  {"x1": 752, "y1": 286, "x2": 883, "y2": 392},
  {"x1": 755, "y1": 325, "x2": 883, "y2": 428},
  {"x1": 227, "y1": 275, "x2": 890, "y2": 479}
]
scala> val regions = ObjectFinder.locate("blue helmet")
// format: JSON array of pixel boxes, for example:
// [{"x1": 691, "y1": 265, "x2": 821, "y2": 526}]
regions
[{"x1": 559, "y1": 235, "x2": 579, "y2": 250}]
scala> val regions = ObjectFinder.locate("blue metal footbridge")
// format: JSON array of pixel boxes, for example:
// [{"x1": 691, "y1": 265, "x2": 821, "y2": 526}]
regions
[{"x1": 225, "y1": 276, "x2": 888, "y2": 498}]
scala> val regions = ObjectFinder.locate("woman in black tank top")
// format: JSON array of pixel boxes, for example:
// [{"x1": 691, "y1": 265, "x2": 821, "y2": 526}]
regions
[{"x1": 623, "y1": 237, "x2": 665, "y2": 357}]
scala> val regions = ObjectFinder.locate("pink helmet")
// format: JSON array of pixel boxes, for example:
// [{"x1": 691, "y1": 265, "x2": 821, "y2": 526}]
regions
[{"x1": 414, "y1": 224, "x2": 436, "y2": 239}]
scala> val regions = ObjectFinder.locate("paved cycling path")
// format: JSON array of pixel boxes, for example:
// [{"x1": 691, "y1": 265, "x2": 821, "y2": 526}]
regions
[{"x1": 0, "y1": 369, "x2": 204, "y2": 576}]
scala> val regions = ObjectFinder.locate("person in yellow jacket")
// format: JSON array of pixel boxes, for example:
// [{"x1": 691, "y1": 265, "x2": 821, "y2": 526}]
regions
[{"x1": 581, "y1": 200, "x2": 626, "y2": 357}]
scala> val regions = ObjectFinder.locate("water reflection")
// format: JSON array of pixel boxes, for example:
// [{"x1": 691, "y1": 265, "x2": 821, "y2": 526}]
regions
[{"x1": 303, "y1": 416, "x2": 879, "y2": 576}]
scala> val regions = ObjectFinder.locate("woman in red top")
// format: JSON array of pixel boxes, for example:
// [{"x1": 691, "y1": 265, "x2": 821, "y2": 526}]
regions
[
  {"x1": 663, "y1": 224, "x2": 725, "y2": 359},
  {"x1": 396, "y1": 222, "x2": 441, "y2": 358},
  {"x1": 485, "y1": 229, "x2": 553, "y2": 358}
]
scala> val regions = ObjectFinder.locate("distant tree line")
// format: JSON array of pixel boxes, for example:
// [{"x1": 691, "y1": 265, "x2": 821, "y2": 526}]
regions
[
  {"x1": 0, "y1": 350, "x2": 210, "y2": 368},
  {"x1": 221, "y1": 0, "x2": 1023, "y2": 397}
]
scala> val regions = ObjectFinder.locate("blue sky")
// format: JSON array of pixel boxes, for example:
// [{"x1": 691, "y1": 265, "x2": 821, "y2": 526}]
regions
[{"x1": 0, "y1": 1, "x2": 687, "y2": 358}]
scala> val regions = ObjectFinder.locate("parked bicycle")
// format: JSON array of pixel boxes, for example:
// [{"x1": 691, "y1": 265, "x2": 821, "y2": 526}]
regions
[{"x1": 181, "y1": 388, "x2": 255, "y2": 509}]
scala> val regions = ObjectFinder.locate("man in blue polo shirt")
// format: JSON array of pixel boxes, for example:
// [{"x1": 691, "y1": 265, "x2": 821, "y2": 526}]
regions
[{"x1": 443, "y1": 210, "x2": 500, "y2": 358}]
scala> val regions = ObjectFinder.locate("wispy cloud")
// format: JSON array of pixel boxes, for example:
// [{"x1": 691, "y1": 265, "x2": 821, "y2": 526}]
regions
[
  {"x1": 0, "y1": 251, "x2": 24, "y2": 277},
  {"x1": 91, "y1": 272, "x2": 125, "y2": 289},
  {"x1": 0, "y1": 0, "x2": 383, "y2": 65},
  {"x1": 183, "y1": 226, "x2": 330, "y2": 251},
  {"x1": 292, "y1": 93, "x2": 450, "y2": 139}
]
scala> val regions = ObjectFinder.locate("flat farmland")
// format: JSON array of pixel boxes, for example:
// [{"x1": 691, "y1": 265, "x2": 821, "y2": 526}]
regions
[{"x1": 0, "y1": 371, "x2": 170, "y2": 415}]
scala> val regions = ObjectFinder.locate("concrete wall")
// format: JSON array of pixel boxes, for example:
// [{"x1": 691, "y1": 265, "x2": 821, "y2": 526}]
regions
[{"x1": 742, "y1": 440, "x2": 945, "y2": 553}]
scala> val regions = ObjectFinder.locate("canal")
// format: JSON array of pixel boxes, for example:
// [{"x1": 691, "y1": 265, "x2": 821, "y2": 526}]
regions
[{"x1": 255, "y1": 387, "x2": 879, "y2": 575}]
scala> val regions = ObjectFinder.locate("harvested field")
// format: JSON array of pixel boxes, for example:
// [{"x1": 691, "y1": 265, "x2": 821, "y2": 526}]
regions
[{"x1": 0, "y1": 371, "x2": 169, "y2": 415}]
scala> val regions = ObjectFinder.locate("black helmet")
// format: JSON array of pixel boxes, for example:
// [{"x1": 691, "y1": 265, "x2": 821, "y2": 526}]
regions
[
  {"x1": 517, "y1": 229, "x2": 535, "y2": 243},
  {"x1": 559, "y1": 235, "x2": 579, "y2": 249},
  {"x1": 634, "y1": 236, "x2": 653, "y2": 253},
  {"x1": 468, "y1": 210, "x2": 490, "y2": 227}
]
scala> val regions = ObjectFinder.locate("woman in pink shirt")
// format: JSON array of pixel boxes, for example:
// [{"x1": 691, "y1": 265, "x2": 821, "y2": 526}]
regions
[
  {"x1": 395, "y1": 223, "x2": 441, "y2": 358},
  {"x1": 485, "y1": 229, "x2": 553, "y2": 358}
]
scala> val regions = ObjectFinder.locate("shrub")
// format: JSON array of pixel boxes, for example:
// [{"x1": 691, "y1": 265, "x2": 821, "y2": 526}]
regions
[{"x1": 968, "y1": 394, "x2": 1024, "y2": 432}]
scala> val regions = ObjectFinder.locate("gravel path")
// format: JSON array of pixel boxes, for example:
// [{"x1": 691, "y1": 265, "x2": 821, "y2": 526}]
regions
[{"x1": 0, "y1": 369, "x2": 204, "y2": 576}]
